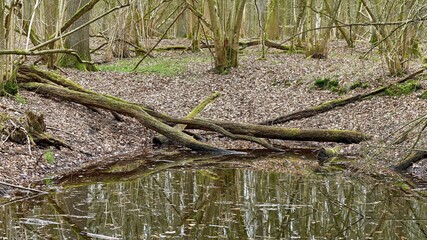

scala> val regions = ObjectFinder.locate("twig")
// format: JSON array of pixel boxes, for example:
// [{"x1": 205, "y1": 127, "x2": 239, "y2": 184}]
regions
[
  {"x1": 0, "y1": 181, "x2": 47, "y2": 194},
  {"x1": 0, "y1": 192, "x2": 46, "y2": 207}
]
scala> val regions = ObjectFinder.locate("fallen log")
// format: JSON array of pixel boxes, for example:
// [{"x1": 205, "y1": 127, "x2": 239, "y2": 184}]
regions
[
  {"x1": 394, "y1": 151, "x2": 427, "y2": 171},
  {"x1": 239, "y1": 40, "x2": 303, "y2": 51},
  {"x1": 182, "y1": 120, "x2": 370, "y2": 143},
  {"x1": 155, "y1": 40, "x2": 302, "y2": 52},
  {"x1": 260, "y1": 68, "x2": 426, "y2": 125},
  {"x1": 19, "y1": 82, "x2": 239, "y2": 154},
  {"x1": 17, "y1": 66, "x2": 370, "y2": 153},
  {"x1": 153, "y1": 91, "x2": 220, "y2": 147}
]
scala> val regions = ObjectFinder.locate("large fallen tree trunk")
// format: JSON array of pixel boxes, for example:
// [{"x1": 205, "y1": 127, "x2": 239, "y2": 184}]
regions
[
  {"x1": 20, "y1": 81, "x2": 239, "y2": 153},
  {"x1": 16, "y1": 66, "x2": 370, "y2": 153},
  {"x1": 260, "y1": 68, "x2": 426, "y2": 125},
  {"x1": 182, "y1": 120, "x2": 369, "y2": 143}
]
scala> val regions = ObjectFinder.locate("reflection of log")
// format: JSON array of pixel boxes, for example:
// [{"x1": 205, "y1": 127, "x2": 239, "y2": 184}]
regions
[
  {"x1": 316, "y1": 146, "x2": 341, "y2": 165},
  {"x1": 17, "y1": 65, "x2": 370, "y2": 154},
  {"x1": 260, "y1": 68, "x2": 426, "y2": 125},
  {"x1": 56, "y1": 150, "x2": 317, "y2": 186},
  {"x1": 57, "y1": 153, "x2": 229, "y2": 186},
  {"x1": 394, "y1": 151, "x2": 427, "y2": 171}
]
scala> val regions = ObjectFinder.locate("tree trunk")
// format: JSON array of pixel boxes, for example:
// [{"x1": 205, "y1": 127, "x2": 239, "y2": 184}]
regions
[
  {"x1": 206, "y1": 0, "x2": 247, "y2": 72},
  {"x1": 206, "y1": 0, "x2": 226, "y2": 72},
  {"x1": 43, "y1": 0, "x2": 59, "y2": 68},
  {"x1": 57, "y1": 0, "x2": 96, "y2": 71},
  {"x1": 227, "y1": 0, "x2": 247, "y2": 68}
]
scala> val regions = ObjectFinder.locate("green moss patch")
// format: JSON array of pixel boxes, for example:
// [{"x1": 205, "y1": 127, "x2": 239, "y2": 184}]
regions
[
  {"x1": 385, "y1": 80, "x2": 422, "y2": 96},
  {"x1": 313, "y1": 77, "x2": 370, "y2": 94}
]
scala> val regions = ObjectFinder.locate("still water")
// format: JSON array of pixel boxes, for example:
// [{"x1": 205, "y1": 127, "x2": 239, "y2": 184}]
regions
[{"x1": 0, "y1": 158, "x2": 426, "y2": 239}]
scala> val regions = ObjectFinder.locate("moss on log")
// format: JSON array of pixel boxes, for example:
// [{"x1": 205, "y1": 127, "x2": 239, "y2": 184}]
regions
[
  {"x1": 182, "y1": 120, "x2": 370, "y2": 143},
  {"x1": 19, "y1": 82, "x2": 239, "y2": 154},
  {"x1": 153, "y1": 91, "x2": 221, "y2": 147}
]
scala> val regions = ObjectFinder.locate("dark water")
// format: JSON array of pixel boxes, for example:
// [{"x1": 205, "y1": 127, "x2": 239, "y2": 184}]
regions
[{"x1": 0, "y1": 163, "x2": 427, "y2": 239}]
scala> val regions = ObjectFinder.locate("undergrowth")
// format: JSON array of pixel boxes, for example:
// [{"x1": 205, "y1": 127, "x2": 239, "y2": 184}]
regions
[
  {"x1": 313, "y1": 77, "x2": 370, "y2": 94},
  {"x1": 385, "y1": 80, "x2": 422, "y2": 96},
  {"x1": 98, "y1": 55, "x2": 209, "y2": 76}
]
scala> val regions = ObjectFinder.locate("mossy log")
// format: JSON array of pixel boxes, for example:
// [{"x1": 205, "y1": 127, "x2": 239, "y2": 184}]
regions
[
  {"x1": 19, "y1": 81, "x2": 239, "y2": 154},
  {"x1": 182, "y1": 120, "x2": 370, "y2": 143},
  {"x1": 260, "y1": 68, "x2": 426, "y2": 125},
  {"x1": 153, "y1": 91, "x2": 221, "y2": 147},
  {"x1": 17, "y1": 65, "x2": 370, "y2": 153},
  {"x1": 316, "y1": 146, "x2": 341, "y2": 165},
  {"x1": 394, "y1": 151, "x2": 427, "y2": 171}
]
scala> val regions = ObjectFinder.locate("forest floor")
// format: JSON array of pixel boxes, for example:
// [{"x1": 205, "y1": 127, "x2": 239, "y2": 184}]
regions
[{"x1": 1, "y1": 40, "x2": 427, "y2": 189}]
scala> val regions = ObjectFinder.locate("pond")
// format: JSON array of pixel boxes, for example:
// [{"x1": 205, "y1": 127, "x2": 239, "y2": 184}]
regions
[{"x1": 0, "y1": 153, "x2": 426, "y2": 239}]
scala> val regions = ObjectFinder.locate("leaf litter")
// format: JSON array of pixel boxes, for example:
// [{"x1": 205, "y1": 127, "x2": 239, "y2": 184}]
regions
[{"x1": 0, "y1": 40, "x2": 426, "y2": 188}]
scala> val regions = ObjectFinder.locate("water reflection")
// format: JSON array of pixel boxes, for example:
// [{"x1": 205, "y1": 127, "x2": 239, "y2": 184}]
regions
[{"x1": 0, "y1": 167, "x2": 427, "y2": 239}]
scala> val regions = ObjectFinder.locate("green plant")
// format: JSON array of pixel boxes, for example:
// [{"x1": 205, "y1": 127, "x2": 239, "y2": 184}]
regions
[
  {"x1": 14, "y1": 93, "x2": 27, "y2": 104},
  {"x1": 44, "y1": 150, "x2": 55, "y2": 164},
  {"x1": 2, "y1": 79, "x2": 18, "y2": 95},
  {"x1": 350, "y1": 81, "x2": 370, "y2": 90},
  {"x1": 44, "y1": 176, "x2": 54, "y2": 186},
  {"x1": 385, "y1": 80, "x2": 421, "y2": 96},
  {"x1": 420, "y1": 90, "x2": 427, "y2": 99},
  {"x1": 314, "y1": 77, "x2": 339, "y2": 92}
]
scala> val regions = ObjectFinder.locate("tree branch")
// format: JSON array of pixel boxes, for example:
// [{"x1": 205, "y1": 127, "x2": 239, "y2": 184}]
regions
[{"x1": 31, "y1": 3, "x2": 130, "y2": 51}]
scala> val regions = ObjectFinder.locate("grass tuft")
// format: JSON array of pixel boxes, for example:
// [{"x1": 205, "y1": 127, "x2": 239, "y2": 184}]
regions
[
  {"x1": 314, "y1": 77, "x2": 339, "y2": 92},
  {"x1": 44, "y1": 150, "x2": 55, "y2": 164},
  {"x1": 98, "y1": 55, "x2": 208, "y2": 76}
]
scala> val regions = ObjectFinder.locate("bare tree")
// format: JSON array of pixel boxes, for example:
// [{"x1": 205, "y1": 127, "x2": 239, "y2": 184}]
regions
[
  {"x1": 205, "y1": 0, "x2": 248, "y2": 72},
  {"x1": 57, "y1": 0, "x2": 98, "y2": 71}
]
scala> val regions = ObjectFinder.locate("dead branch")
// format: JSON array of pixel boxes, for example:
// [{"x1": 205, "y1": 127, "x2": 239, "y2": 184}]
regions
[
  {"x1": 394, "y1": 151, "x2": 427, "y2": 171},
  {"x1": 260, "y1": 68, "x2": 426, "y2": 125}
]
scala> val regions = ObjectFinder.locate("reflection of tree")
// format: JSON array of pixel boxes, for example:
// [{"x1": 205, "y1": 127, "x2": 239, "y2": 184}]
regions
[
  {"x1": 2, "y1": 159, "x2": 427, "y2": 239},
  {"x1": 46, "y1": 197, "x2": 92, "y2": 240}
]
